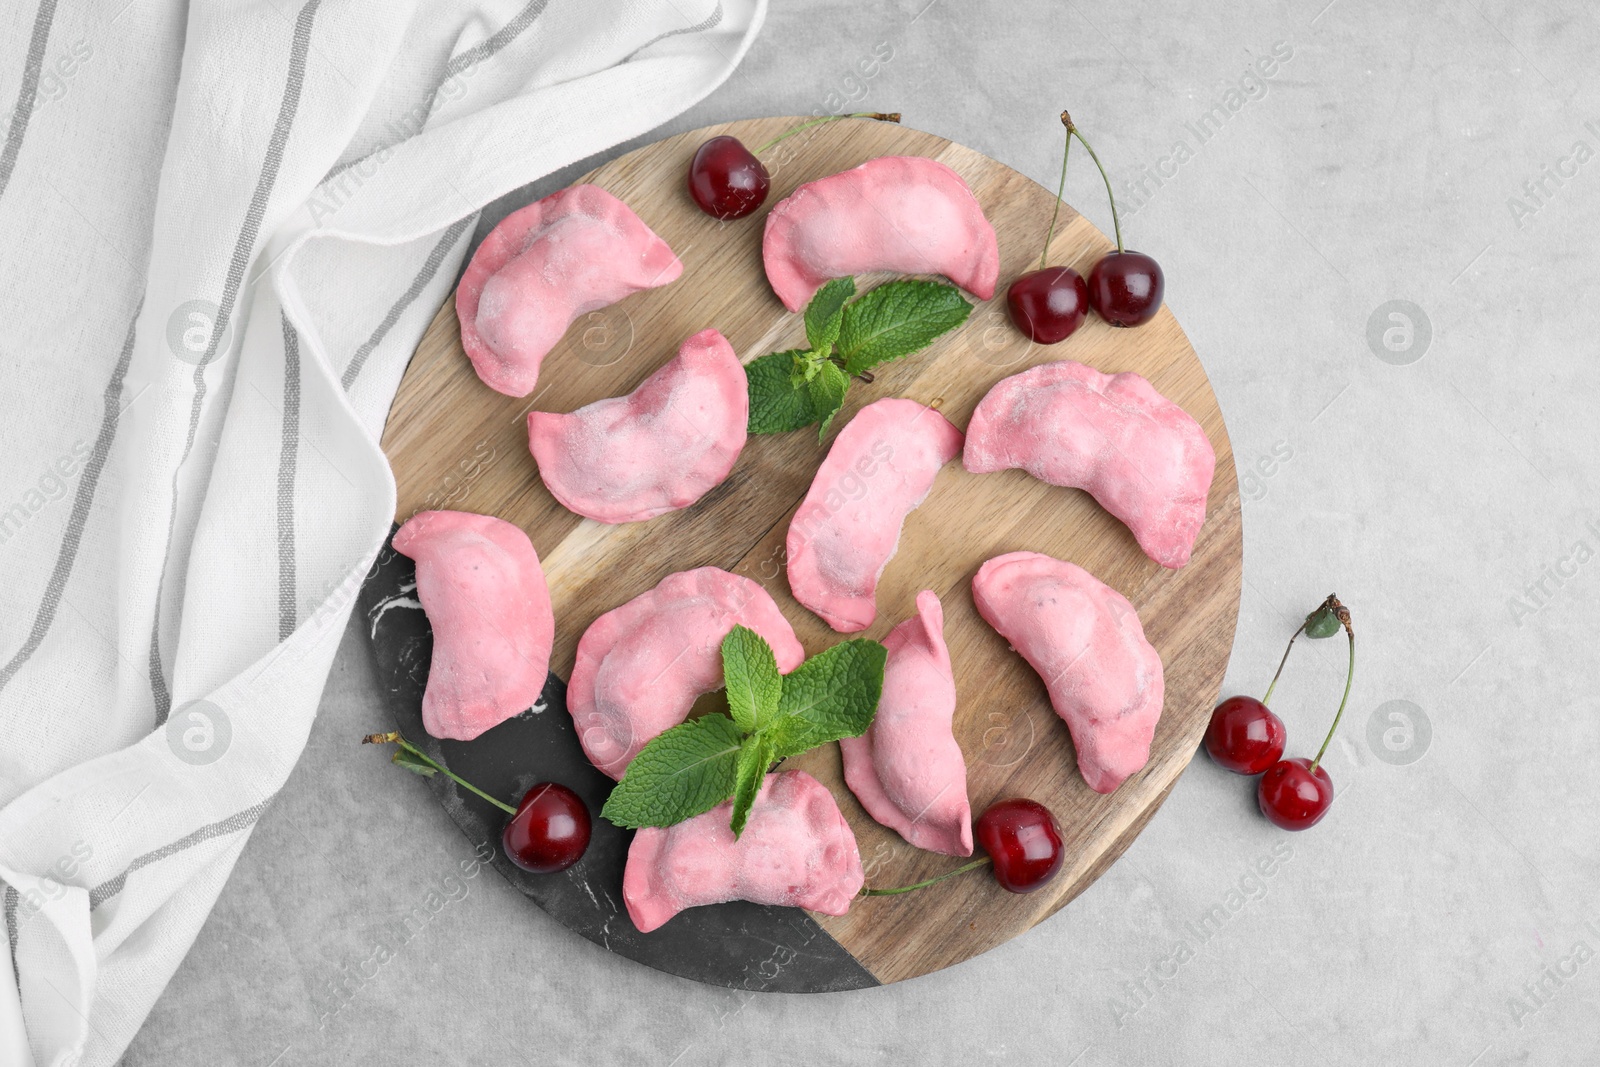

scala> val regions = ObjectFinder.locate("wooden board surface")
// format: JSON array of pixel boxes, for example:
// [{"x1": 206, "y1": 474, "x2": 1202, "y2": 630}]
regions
[{"x1": 378, "y1": 117, "x2": 1242, "y2": 987}]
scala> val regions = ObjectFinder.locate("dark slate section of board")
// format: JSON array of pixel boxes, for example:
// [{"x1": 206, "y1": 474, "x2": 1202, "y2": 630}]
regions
[{"x1": 357, "y1": 527, "x2": 879, "y2": 993}]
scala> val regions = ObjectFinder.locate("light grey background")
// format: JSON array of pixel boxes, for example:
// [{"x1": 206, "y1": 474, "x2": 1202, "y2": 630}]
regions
[{"x1": 124, "y1": 0, "x2": 1600, "y2": 1063}]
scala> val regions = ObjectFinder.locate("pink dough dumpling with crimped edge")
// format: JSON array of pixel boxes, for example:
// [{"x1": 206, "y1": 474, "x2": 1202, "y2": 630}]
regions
[
  {"x1": 787, "y1": 398, "x2": 963, "y2": 633},
  {"x1": 527, "y1": 328, "x2": 747, "y2": 524},
  {"x1": 840, "y1": 590, "x2": 972, "y2": 856},
  {"x1": 973, "y1": 551, "x2": 1164, "y2": 794},
  {"x1": 762, "y1": 155, "x2": 999, "y2": 312},
  {"x1": 392, "y1": 510, "x2": 554, "y2": 742},
  {"x1": 963, "y1": 360, "x2": 1216, "y2": 569},
  {"x1": 623, "y1": 770, "x2": 865, "y2": 933},
  {"x1": 568, "y1": 567, "x2": 804, "y2": 779},
  {"x1": 456, "y1": 183, "x2": 682, "y2": 397}
]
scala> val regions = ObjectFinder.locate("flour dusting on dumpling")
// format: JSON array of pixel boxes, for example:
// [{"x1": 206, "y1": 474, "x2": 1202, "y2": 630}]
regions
[{"x1": 527, "y1": 329, "x2": 747, "y2": 524}]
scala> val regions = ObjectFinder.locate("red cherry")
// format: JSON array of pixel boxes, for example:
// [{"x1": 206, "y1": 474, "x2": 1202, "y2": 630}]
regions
[
  {"x1": 1204, "y1": 696, "x2": 1287, "y2": 775},
  {"x1": 1087, "y1": 250, "x2": 1164, "y2": 327},
  {"x1": 975, "y1": 798, "x2": 1064, "y2": 893},
  {"x1": 1257, "y1": 758, "x2": 1333, "y2": 831},
  {"x1": 1007, "y1": 267, "x2": 1089, "y2": 344},
  {"x1": 502, "y1": 783, "x2": 591, "y2": 873},
  {"x1": 687, "y1": 135, "x2": 770, "y2": 220}
]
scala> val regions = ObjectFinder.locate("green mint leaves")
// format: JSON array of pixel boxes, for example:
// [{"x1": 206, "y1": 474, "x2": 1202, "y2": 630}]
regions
[
  {"x1": 722, "y1": 624, "x2": 781, "y2": 734},
  {"x1": 768, "y1": 640, "x2": 886, "y2": 757},
  {"x1": 808, "y1": 362, "x2": 851, "y2": 436},
  {"x1": 730, "y1": 733, "x2": 777, "y2": 838},
  {"x1": 744, "y1": 350, "x2": 819, "y2": 434},
  {"x1": 837, "y1": 280, "x2": 975, "y2": 376},
  {"x1": 746, "y1": 276, "x2": 972, "y2": 440},
  {"x1": 804, "y1": 276, "x2": 856, "y2": 354},
  {"x1": 597, "y1": 713, "x2": 744, "y2": 830},
  {"x1": 600, "y1": 626, "x2": 886, "y2": 838}
]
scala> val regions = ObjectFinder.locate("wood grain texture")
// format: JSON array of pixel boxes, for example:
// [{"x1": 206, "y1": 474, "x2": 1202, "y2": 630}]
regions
[{"x1": 380, "y1": 117, "x2": 1242, "y2": 986}]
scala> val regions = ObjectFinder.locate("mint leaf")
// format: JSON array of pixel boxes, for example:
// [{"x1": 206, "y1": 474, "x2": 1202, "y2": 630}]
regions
[
  {"x1": 808, "y1": 361, "x2": 850, "y2": 440},
  {"x1": 747, "y1": 350, "x2": 818, "y2": 434},
  {"x1": 838, "y1": 279, "x2": 973, "y2": 375},
  {"x1": 729, "y1": 733, "x2": 776, "y2": 838},
  {"x1": 763, "y1": 713, "x2": 819, "y2": 762},
  {"x1": 392, "y1": 749, "x2": 439, "y2": 777},
  {"x1": 769, "y1": 639, "x2": 887, "y2": 758},
  {"x1": 804, "y1": 277, "x2": 856, "y2": 354},
  {"x1": 600, "y1": 714, "x2": 742, "y2": 829},
  {"x1": 722, "y1": 625, "x2": 781, "y2": 735}
]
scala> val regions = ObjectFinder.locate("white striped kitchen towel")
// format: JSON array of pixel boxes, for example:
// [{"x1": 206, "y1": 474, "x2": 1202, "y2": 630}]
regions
[{"x1": 0, "y1": 2, "x2": 765, "y2": 1063}]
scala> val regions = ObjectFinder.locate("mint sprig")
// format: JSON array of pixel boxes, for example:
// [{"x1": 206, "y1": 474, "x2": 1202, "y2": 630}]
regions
[
  {"x1": 600, "y1": 626, "x2": 886, "y2": 837},
  {"x1": 746, "y1": 276, "x2": 972, "y2": 440}
]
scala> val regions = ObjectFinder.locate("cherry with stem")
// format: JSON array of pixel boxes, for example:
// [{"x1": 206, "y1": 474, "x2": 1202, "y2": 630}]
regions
[
  {"x1": 363, "y1": 732, "x2": 591, "y2": 873},
  {"x1": 1205, "y1": 616, "x2": 1304, "y2": 776},
  {"x1": 1062, "y1": 112, "x2": 1166, "y2": 328},
  {"x1": 859, "y1": 798, "x2": 1064, "y2": 897},
  {"x1": 1258, "y1": 596, "x2": 1355, "y2": 831},
  {"x1": 1007, "y1": 112, "x2": 1090, "y2": 345}
]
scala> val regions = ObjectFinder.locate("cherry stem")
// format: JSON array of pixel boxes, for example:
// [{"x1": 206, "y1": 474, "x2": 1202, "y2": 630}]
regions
[
  {"x1": 1062, "y1": 112, "x2": 1123, "y2": 253},
  {"x1": 1309, "y1": 602, "x2": 1355, "y2": 773},
  {"x1": 1039, "y1": 119, "x2": 1073, "y2": 271},
  {"x1": 859, "y1": 856, "x2": 991, "y2": 897},
  {"x1": 362, "y1": 732, "x2": 517, "y2": 816},
  {"x1": 1261, "y1": 620, "x2": 1307, "y2": 707},
  {"x1": 756, "y1": 112, "x2": 902, "y2": 156}
]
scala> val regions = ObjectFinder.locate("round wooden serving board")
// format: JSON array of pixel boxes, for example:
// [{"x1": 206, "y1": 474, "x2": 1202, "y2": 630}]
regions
[{"x1": 361, "y1": 117, "x2": 1242, "y2": 991}]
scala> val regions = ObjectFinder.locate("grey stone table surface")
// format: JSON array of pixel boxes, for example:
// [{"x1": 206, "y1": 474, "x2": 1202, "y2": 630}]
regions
[{"x1": 124, "y1": 1, "x2": 1600, "y2": 1064}]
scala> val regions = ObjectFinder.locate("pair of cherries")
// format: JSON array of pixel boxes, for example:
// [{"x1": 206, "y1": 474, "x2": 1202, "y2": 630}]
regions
[
  {"x1": 686, "y1": 111, "x2": 1163, "y2": 339},
  {"x1": 1009, "y1": 111, "x2": 1163, "y2": 343},
  {"x1": 1204, "y1": 596, "x2": 1356, "y2": 830}
]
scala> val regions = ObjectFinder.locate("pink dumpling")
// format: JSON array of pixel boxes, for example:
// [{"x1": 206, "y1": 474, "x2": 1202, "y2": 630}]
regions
[
  {"x1": 456, "y1": 184, "x2": 682, "y2": 397},
  {"x1": 762, "y1": 155, "x2": 999, "y2": 312},
  {"x1": 972, "y1": 552, "x2": 1164, "y2": 794},
  {"x1": 787, "y1": 398, "x2": 963, "y2": 632},
  {"x1": 964, "y1": 360, "x2": 1216, "y2": 569},
  {"x1": 840, "y1": 591, "x2": 972, "y2": 856},
  {"x1": 623, "y1": 770, "x2": 865, "y2": 933},
  {"x1": 568, "y1": 567, "x2": 804, "y2": 779},
  {"x1": 527, "y1": 328, "x2": 747, "y2": 524},
  {"x1": 392, "y1": 511, "x2": 554, "y2": 741}
]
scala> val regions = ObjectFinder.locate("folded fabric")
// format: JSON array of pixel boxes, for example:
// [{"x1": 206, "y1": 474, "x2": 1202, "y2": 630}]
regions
[{"x1": 0, "y1": 3, "x2": 765, "y2": 1064}]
